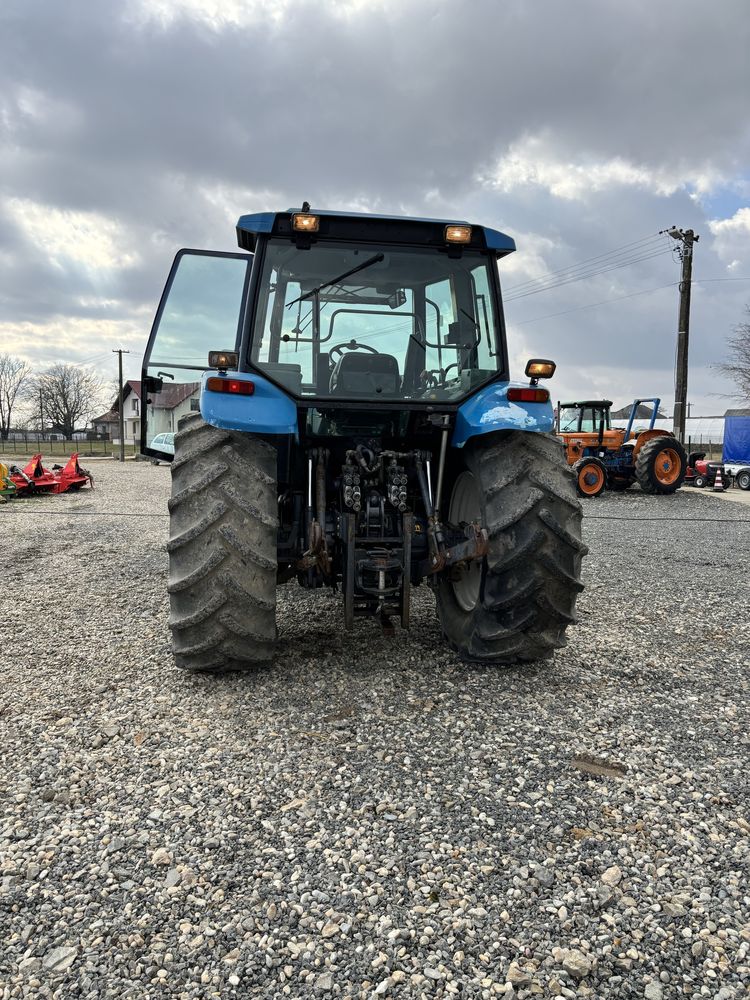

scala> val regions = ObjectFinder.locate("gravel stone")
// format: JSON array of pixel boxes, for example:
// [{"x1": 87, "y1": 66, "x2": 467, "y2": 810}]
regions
[
  {"x1": 601, "y1": 864, "x2": 623, "y2": 886},
  {"x1": 1, "y1": 462, "x2": 749, "y2": 999},
  {"x1": 42, "y1": 946, "x2": 78, "y2": 972},
  {"x1": 554, "y1": 947, "x2": 594, "y2": 979}
]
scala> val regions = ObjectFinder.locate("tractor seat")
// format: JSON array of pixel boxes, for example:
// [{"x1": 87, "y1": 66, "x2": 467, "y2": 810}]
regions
[
  {"x1": 329, "y1": 351, "x2": 400, "y2": 396},
  {"x1": 688, "y1": 451, "x2": 706, "y2": 466}
]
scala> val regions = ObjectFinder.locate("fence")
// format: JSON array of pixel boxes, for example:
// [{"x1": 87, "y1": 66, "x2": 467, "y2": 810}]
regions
[
  {"x1": 685, "y1": 439, "x2": 721, "y2": 461},
  {"x1": 0, "y1": 435, "x2": 139, "y2": 458}
]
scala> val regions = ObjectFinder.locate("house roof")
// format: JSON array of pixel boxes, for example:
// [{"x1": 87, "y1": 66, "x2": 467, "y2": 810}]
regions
[
  {"x1": 117, "y1": 380, "x2": 200, "y2": 410},
  {"x1": 611, "y1": 402, "x2": 667, "y2": 419},
  {"x1": 152, "y1": 382, "x2": 200, "y2": 408},
  {"x1": 93, "y1": 409, "x2": 119, "y2": 424}
]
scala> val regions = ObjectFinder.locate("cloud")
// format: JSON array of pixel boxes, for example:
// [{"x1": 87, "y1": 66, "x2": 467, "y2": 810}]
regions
[
  {"x1": 7, "y1": 199, "x2": 139, "y2": 271},
  {"x1": 708, "y1": 207, "x2": 750, "y2": 269},
  {"x1": 480, "y1": 134, "x2": 726, "y2": 202},
  {"x1": 0, "y1": 0, "x2": 749, "y2": 407}
]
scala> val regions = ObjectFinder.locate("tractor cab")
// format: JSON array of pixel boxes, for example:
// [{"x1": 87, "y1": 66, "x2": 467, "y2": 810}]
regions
[
  {"x1": 140, "y1": 208, "x2": 524, "y2": 461},
  {"x1": 557, "y1": 400, "x2": 613, "y2": 436}
]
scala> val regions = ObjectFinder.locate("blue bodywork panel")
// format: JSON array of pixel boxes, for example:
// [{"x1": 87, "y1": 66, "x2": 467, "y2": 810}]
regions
[
  {"x1": 453, "y1": 382, "x2": 554, "y2": 448},
  {"x1": 236, "y1": 209, "x2": 515, "y2": 257},
  {"x1": 200, "y1": 371, "x2": 298, "y2": 438}
]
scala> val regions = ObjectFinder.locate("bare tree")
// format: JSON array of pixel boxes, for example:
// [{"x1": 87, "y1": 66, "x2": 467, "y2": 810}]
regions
[
  {"x1": 0, "y1": 354, "x2": 32, "y2": 440},
  {"x1": 714, "y1": 305, "x2": 750, "y2": 402},
  {"x1": 25, "y1": 364, "x2": 104, "y2": 438}
]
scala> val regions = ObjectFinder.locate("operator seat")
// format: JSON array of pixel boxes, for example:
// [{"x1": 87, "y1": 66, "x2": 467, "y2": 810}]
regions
[{"x1": 329, "y1": 352, "x2": 401, "y2": 396}]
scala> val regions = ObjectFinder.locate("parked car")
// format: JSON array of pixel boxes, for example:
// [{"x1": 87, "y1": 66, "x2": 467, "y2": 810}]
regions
[{"x1": 148, "y1": 432, "x2": 175, "y2": 461}]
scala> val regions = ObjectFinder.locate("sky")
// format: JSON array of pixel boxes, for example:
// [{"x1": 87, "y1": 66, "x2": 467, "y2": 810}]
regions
[{"x1": 1, "y1": 0, "x2": 749, "y2": 420}]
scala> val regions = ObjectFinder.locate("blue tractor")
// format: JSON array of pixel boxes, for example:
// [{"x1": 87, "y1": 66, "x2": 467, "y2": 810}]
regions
[{"x1": 141, "y1": 206, "x2": 586, "y2": 670}]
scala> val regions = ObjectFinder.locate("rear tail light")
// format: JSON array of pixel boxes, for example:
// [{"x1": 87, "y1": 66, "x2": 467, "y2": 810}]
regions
[
  {"x1": 206, "y1": 376, "x2": 254, "y2": 395},
  {"x1": 507, "y1": 387, "x2": 550, "y2": 403}
]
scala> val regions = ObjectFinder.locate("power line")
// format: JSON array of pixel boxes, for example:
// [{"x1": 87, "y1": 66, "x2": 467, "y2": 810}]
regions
[
  {"x1": 504, "y1": 246, "x2": 674, "y2": 302},
  {"x1": 512, "y1": 282, "x2": 677, "y2": 326},
  {"x1": 504, "y1": 232, "x2": 667, "y2": 294}
]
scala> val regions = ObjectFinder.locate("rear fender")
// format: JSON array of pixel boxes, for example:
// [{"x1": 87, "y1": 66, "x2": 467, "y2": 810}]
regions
[
  {"x1": 200, "y1": 371, "x2": 298, "y2": 438},
  {"x1": 452, "y1": 381, "x2": 554, "y2": 448},
  {"x1": 631, "y1": 428, "x2": 673, "y2": 461}
]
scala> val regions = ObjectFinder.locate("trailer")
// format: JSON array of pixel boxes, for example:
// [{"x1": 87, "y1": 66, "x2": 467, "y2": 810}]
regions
[{"x1": 723, "y1": 409, "x2": 750, "y2": 490}]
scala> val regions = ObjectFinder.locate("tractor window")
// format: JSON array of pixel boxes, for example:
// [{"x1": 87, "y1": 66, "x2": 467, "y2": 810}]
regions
[
  {"x1": 559, "y1": 405, "x2": 610, "y2": 433},
  {"x1": 559, "y1": 408, "x2": 580, "y2": 432},
  {"x1": 580, "y1": 408, "x2": 596, "y2": 432},
  {"x1": 580, "y1": 407, "x2": 610, "y2": 432},
  {"x1": 148, "y1": 252, "x2": 250, "y2": 369},
  {"x1": 250, "y1": 240, "x2": 505, "y2": 402},
  {"x1": 141, "y1": 249, "x2": 251, "y2": 455}
]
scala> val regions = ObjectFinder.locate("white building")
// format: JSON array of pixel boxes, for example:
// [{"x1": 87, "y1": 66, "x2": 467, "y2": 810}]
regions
[{"x1": 104, "y1": 380, "x2": 201, "y2": 446}]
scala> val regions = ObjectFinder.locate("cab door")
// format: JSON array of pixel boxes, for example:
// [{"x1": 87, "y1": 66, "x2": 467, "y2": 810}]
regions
[{"x1": 140, "y1": 250, "x2": 252, "y2": 460}]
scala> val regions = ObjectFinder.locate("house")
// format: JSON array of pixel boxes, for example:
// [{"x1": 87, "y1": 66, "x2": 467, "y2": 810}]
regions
[
  {"x1": 107, "y1": 380, "x2": 201, "y2": 445},
  {"x1": 610, "y1": 402, "x2": 668, "y2": 420},
  {"x1": 92, "y1": 409, "x2": 119, "y2": 440}
]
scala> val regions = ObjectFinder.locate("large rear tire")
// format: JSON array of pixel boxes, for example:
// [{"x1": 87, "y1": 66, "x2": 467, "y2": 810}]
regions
[
  {"x1": 436, "y1": 432, "x2": 586, "y2": 663},
  {"x1": 635, "y1": 436, "x2": 687, "y2": 494},
  {"x1": 167, "y1": 413, "x2": 277, "y2": 672}
]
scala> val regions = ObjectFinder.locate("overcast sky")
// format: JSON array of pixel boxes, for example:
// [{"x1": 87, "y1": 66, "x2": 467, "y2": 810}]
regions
[{"x1": 2, "y1": 0, "x2": 749, "y2": 417}]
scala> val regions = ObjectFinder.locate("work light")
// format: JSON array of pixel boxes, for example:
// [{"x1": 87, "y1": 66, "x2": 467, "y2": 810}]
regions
[
  {"x1": 445, "y1": 225, "x2": 472, "y2": 244},
  {"x1": 525, "y1": 359, "x2": 556, "y2": 381},
  {"x1": 292, "y1": 213, "x2": 320, "y2": 232}
]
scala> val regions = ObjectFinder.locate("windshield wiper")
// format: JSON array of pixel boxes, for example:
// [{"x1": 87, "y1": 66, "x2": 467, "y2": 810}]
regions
[{"x1": 286, "y1": 253, "x2": 385, "y2": 308}]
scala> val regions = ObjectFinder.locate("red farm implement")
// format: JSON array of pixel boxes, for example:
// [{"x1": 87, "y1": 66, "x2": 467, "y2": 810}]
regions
[{"x1": 7, "y1": 453, "x2": 92, "y2": 497}]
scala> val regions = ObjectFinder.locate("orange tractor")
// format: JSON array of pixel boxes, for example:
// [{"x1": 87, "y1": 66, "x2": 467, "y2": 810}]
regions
[{"x1": 557, "y1": 397, "x2": 687, "y2": 497}]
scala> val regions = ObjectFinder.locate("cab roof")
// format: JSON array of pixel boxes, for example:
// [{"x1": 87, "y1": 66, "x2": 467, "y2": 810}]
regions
[
  {"x1": 560, "y1": 400, "x2": 613, "y2": 409},
  {"x1": 236, "y1": 207, "x2": 516, "y2": 256}
]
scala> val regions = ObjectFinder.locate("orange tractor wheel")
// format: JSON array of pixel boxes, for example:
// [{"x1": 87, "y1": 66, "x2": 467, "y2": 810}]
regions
[
  {"x1": 635, "y1": 436, "x2": 687, "y2": 494},
  {"x1": 573, "y1": 457, "x2": 607, "y2": 497}
]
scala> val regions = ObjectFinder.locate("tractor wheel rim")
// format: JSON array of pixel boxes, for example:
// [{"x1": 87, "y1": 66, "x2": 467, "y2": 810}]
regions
[
  {"x1": 449, "y1": 471, "x2": 482, "y2": 612},
  {"x1": 654, "y1": 448, "x2": 681, "y2": 485},
  {"x1": 578, "y1": 463, "x2": 604, "y2": 495}
]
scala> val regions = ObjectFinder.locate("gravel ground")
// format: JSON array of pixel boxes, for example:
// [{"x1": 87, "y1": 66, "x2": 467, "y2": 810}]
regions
[{"x1": 1, "y1": 462, "x2": 749, "y2": 1000}]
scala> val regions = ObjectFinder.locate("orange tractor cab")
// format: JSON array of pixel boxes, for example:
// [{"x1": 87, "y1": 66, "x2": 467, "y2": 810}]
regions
[{"x1": 557, "y1": 397, "x2": 687, "y2": 497}]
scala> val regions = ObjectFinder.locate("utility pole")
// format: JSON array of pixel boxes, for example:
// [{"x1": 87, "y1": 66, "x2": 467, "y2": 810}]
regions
[
  {"x1": 663, "y1": 227, "x2": 699, "y2": 443},
  {"x1": 113, "y1": 349, "x2": 130, "y2": 462}
]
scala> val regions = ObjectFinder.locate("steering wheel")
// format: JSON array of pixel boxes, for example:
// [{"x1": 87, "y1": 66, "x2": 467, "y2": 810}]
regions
[{"x1": 329, "y1": 340, "x2": 379, "y2": 364}]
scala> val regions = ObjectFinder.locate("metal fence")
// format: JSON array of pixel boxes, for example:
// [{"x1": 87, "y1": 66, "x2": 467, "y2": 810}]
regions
[
  {"x1": 685, "y1": 438, "x2": 721, "y2": 461},
  {"x1": 0, "y1": 435, "x2": 138, "y2": 458}
]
